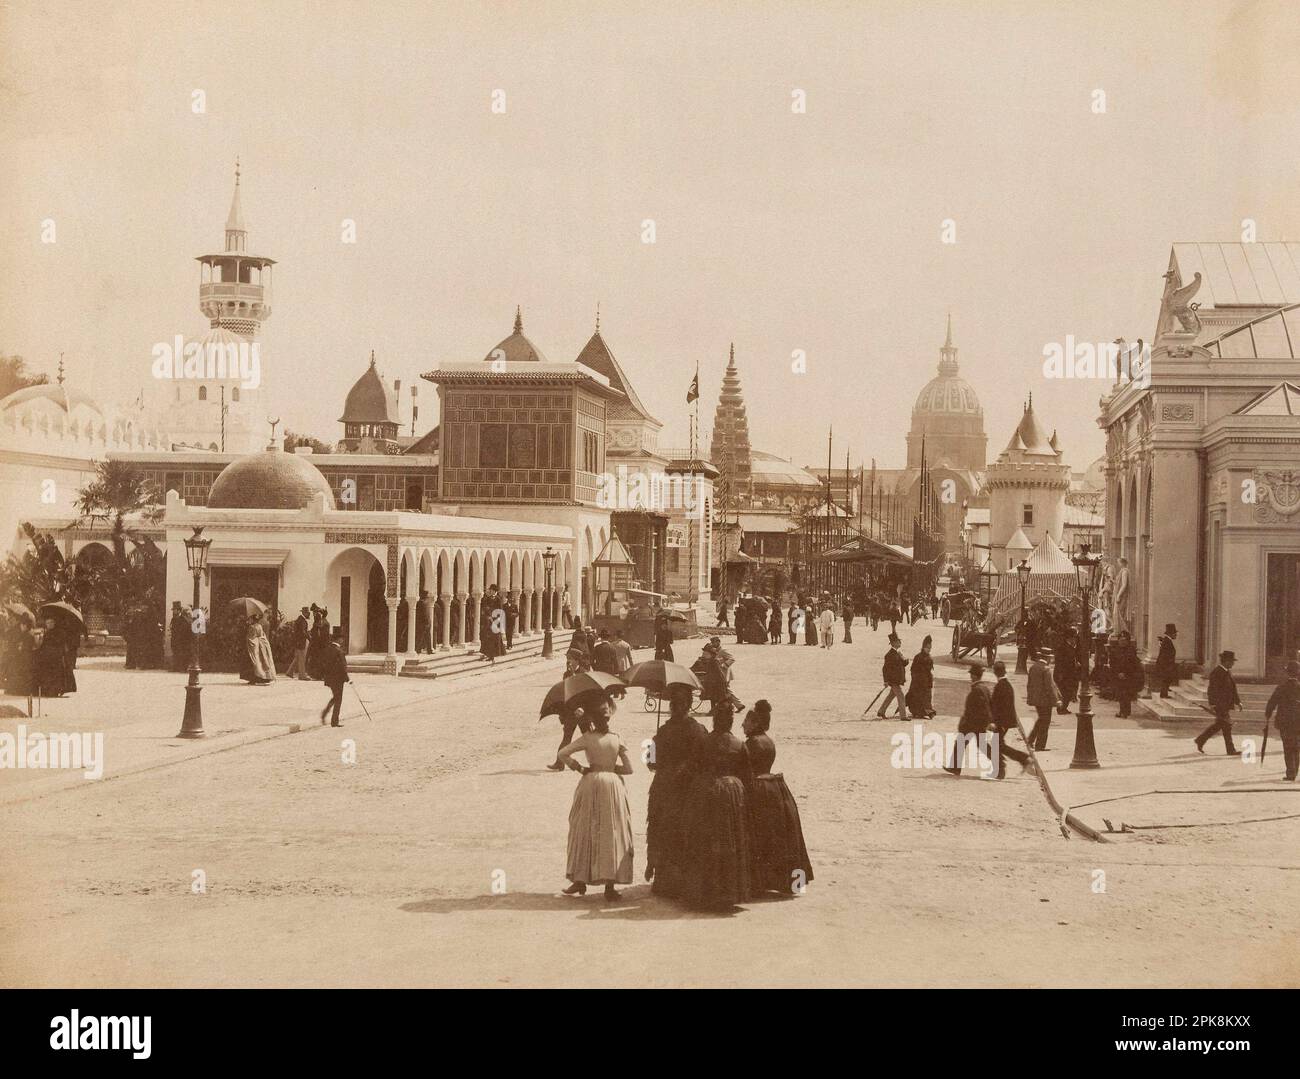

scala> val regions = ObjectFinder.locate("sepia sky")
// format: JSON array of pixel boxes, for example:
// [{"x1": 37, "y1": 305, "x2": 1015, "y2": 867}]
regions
[{"x1": 1, "y1": 0, "x2": 1297, "y2": 472}]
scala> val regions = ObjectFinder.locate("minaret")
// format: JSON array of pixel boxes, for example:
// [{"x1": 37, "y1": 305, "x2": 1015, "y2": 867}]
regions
[
  {"x1": 197, "y1": 160, "x2": 276, "y2": 340},
  {"x1": 709, "y1": 343, "x2": 753, "y2": 504}
]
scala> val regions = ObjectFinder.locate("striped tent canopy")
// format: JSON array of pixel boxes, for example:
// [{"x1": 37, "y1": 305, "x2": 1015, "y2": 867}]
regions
[{"x1": 986, "y1": 534, "x2": 1079, "y2": 629}]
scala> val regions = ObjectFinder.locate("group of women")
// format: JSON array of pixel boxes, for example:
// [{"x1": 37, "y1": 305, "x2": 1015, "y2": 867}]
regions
[
  {"x1": 557, "y1": 687, "x2": 814, "y2": 910},
  {"x1": 1, "y1": 611, "x2": 79, "y2": 698}
]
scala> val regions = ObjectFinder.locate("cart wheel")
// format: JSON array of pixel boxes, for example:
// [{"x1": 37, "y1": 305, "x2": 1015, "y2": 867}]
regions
[
  {"x1": 951, "y1": 627, "x2": 961, "y2": 660},
  {"x1": 643, "y1": 693, "x2": 656, "y2": 712}
]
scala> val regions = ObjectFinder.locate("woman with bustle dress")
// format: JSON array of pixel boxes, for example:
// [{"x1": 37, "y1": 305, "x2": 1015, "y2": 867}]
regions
[
  {"x1": 243, "y1": 611, "x2": 276, "y2": 685},
  {"x1": 743, "y1": 700, "x2": 813, "y2": 895},
  {"x1": 557, "y1": 691, "x2": 635, "y2": 901},
  {"x1": 678, "y1": 701, "x2": 753, "y2": 910},
  {"x1": 904, "y1": 634, "x2": 937, "y2": 718},
  {"x1": 644, "y1": 684, "x2": 708, "y2": 897}
]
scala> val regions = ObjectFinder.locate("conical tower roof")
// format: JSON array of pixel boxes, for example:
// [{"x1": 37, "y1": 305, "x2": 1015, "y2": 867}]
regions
[
  {"x1": 1001, "y1": 394, "x2": 1056, "y2": 457},
  {"x1": 340, "y1": 351, "x2": 399, "y2": 424}
]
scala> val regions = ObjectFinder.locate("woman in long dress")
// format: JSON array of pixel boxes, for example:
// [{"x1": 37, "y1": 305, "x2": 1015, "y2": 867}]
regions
[
  {"x1": 679, "y1": 701, "x2": 753, "y2": 910},
  {"x1": 905, "y1": 634, "x2": 936, "y2": 718},
  {"x1": 36, "y1": 618, "x2": 73, "y2": 697},
  {"x1": 743, "y1": 700, "x2": 813, "y2": 896},
  {"x1": 557, "y1": 691, "x2": 635, "y2": 901},
  {"x1": 479, "y1": 595, "x2": 505, "y2": 664},
  {"x1": 645, "y1": 685, "x2": 708, "y2": 897},
  {"x1": 804, "y1": 602, "x2": 819, "y2": 646},
  {"x1": 244, "y1": 612, "x2": 276, "y2": 685}
]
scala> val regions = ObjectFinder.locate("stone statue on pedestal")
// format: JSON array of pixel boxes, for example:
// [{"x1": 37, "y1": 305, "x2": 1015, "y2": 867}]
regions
[{"x1": 1111, "y1": 557, "x2": 1130, "y2": 636}]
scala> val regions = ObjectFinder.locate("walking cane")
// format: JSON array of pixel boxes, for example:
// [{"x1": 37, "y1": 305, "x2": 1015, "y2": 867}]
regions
[
  {"x1": 1259, "y1": 715, "x2": 1269, "y2": 766},
  {"x1": 863, "y1": 685, "x2": 887, "y2": 716},
  {"x1": 349, "y1": 681, "x2": 374, "y2": 722}
]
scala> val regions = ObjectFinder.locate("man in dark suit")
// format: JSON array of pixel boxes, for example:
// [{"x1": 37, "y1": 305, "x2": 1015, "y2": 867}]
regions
[
  {"x1": 945, "y1": 663, "x2": 993, "y2": 775},
  {"x1": 1025, "y1": 649, "x2": 1060, "y2": 750},
  {"x1": 1196, "y1": 649, "x2": 1241, "y2": 756},
  {"x1": 319, "y1": 639, "x2": 350, "y2": 727},
  {"x1": 592, "y1": 630, "x2": 620, "y2": 675},
  {"x1": 1265, "y1": 660, "x2": 1300, "y2": 781},
  {"x1": 873, "y1": 633, "x2": 909, "y2": 720},
  {"x1": 1154, "y1": 623, "x2": 1178, "y2": 698},
  {"x1": 287, "y1": 605, "x2": 311, "y2": 680},
  {"x1": 989, "y1": 661, "x2": 1033, "y2": 779}
]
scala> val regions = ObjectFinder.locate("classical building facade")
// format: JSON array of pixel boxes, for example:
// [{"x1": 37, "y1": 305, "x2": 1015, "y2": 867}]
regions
[{"x1": 1099, "y1": 242, "x2": 1300, "y2": 679}]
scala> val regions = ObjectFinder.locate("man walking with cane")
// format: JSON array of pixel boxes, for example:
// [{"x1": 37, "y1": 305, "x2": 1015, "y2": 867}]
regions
[
  {"x1": 871, "y1": 633, "x2": 909, "y2": 720},
  {"x1": 319, "y1": 638, "x2": 350, "y2": 727}
]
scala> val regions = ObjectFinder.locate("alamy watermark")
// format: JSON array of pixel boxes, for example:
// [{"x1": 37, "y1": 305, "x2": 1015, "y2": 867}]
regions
[
  {"x1": 0, "y1": 724, "x2": 103, "y2": 780},
  {"x1": 890, "y1": 723, "x2": 1000, "y2": 779},
  {"x1": 151, "y1": 334, "x2": 261, "y2": 389},
  {"x1": 596, "y1": 465, "x2": 705, "y2": 518},
  {"x1": 1042, "y1": 337, "x2": 1149, "y2": 389}
]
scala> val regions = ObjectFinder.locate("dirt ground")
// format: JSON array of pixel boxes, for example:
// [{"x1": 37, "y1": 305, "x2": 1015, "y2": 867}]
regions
[{"x1": 1, "y1": 616, "x2": 1296, "y2": 988}]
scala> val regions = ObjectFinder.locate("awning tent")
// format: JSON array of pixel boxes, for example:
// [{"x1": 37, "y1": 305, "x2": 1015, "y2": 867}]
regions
[
  {"x1": 985, "y1": 533, "x2": 1079, "y2": 628},
  {"x1": 813, "y1": 534, "x2": 913, "y2": 567}
]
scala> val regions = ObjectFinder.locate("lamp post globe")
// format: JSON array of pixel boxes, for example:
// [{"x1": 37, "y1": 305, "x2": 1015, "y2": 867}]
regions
[
  {"x1": 178, "y1": 526, "x2": 211, "y2": 739},
  {"x1": 1069, "y1": 543, "x2": 1103, "y2": 769},
  {"x1": 542, "y1": 546, "x2": 557, "y2": 660}
]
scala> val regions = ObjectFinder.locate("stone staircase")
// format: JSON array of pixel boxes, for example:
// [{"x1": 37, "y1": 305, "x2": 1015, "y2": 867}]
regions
[
  {"x1": 346, "y1": 628, "x2": 574, "y2": 681},
  {"x1": 1136, "y1": 671, "x2": 1274, "y2": 725}
]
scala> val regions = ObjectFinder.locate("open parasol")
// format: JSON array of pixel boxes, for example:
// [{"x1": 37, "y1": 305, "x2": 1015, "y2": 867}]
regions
[
  {"x1": 539, "y1": 671, "x2": 627, "y2": 718},
  {"x1": 623, "y1": 659, "x2": 702, "y2": 728},
  {"x1": 38, "y1": 600, "x2": 84, "y2": 629},
  {"x1": 623, "y1": 659, "x2": 701, "y2": 693},
  {"x1": 3, "y1": 601, "x2": 35, "y2": 622},
  {"x1": 227, "y1": 596, "x2": 268, "y2": 619}
]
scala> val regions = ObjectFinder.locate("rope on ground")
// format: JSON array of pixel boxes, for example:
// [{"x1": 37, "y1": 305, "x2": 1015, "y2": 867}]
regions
[
  {"x1": 1073, "y1": 787, "x2": 1300, "y2": 809},
  {"x1": 1113, "y1": 812, "x2": 1300, "y2": 831}
]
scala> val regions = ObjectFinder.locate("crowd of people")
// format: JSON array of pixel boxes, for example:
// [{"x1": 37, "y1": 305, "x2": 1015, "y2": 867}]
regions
[
  {"x1": 555, "y1": 684, "x2": 814, "y2": 910},
  {"x1": 718, "y1": 580, "x2": 941, "y2": 651}
]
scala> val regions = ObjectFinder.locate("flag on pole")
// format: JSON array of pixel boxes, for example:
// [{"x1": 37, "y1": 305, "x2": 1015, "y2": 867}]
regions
[{"x1": 686, "y1": 372, "x2": 698, "y2": 403}]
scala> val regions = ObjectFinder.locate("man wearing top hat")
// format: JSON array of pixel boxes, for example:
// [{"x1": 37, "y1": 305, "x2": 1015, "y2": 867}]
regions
[
  {"x1": 1196, "y1": 649, "x2": 1241, "y2": 756},
  {"x1": 1153, "y1": 623, "x2": 1178, "y2": 699},
  {"x1": 873, "y1": 633, "x2": 909, "y2": 720}
]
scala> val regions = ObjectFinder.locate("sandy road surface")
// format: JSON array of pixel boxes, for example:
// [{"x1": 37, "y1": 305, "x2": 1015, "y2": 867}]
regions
[{"x1": 2, "y1": 618, "x2": 1296, "y2": 987}]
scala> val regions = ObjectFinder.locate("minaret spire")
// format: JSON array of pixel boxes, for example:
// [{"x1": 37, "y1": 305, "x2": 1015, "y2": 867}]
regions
[
  {"x1": 224, "y1": 158, "x2": 246, "y2": 252},
  {"x1": 938, "y1": 312, "x2": 958, "y2": 375},
  {"x1": 595, "y1": 301, "x2": 600, "y2": 334}
]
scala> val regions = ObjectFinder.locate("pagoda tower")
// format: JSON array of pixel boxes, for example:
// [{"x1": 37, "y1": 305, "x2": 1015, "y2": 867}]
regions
[{"x1": 708, "y1": 343, "x2": 753, "y2": 506}]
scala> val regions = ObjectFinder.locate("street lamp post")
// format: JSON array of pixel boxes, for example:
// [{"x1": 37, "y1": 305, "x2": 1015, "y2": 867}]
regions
[
  {"x1": 177, "y1": 526, "x2": 212, "y2": 739},
  {"x1": 542, "y1": 546, "x2": 557, "y2": 660},
  {"x1": 1070, "y1": 542, "x2": 1103, "y2": 769},
  {"x1": 1015, "y1": 558, "x2": 1032, "y2": 674}
]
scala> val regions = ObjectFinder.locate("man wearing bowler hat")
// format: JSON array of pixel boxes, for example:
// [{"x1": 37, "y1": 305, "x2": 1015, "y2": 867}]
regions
[{"x1": 1196, "y1": 649, "x2": 1241, "y2": 756}]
